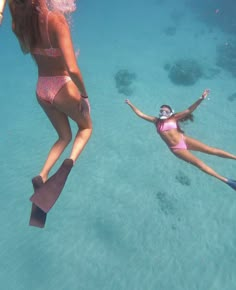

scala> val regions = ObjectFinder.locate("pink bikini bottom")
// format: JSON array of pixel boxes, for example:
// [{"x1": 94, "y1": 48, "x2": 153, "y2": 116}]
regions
[
  {"x1": 170, "y1": 134, "x2": 187, "y2": 152},
  {"x1": 36, "y1": 76, "x2": 71, "y2": 104},
  {"x1": 36, "y1": 76, "x2": 91, "y2": 114}
]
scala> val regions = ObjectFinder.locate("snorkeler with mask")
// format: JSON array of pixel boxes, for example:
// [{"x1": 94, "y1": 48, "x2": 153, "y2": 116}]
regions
[{"x1": 125, "y1": 89, "x2": 236, "y2": 191}]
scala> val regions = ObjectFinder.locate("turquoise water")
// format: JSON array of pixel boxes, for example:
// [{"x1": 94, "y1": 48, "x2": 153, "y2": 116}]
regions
[{"x1": 1, "y1": 1, "x2": 236, "y2": 289}]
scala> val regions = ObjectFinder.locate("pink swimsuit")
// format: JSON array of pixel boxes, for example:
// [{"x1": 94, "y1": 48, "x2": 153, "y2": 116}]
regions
[
  {"x1": 157, "y1": 119, "x2": 187, "y2": 151},
  {"x1": 35, "y1": 76, "x2": 71, "y2": 104},
  {"x1": 31, "y1": 12, "x2": 72, "y2": 104}
]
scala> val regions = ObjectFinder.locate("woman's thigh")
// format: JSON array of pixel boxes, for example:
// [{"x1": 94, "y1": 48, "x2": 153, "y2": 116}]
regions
[
  {"x1": 53, "y1": 80, "x2": 92, "y2": 129},
  {"x1": 185, "y1": 135, "x2": 215, "y2": 153},
  {"x1": 37, "y1": 97, "x2": 72, "y2": 140}
]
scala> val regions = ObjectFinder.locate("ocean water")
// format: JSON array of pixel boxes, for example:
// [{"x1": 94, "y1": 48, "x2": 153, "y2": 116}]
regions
[{"x1": 1, "y1": 1, "x2": 236, "y2": 289}]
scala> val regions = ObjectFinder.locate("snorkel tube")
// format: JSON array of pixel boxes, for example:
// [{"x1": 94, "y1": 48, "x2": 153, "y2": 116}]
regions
[{"x1": 0, "y1": 0, "x2": 7, "y2": 25}]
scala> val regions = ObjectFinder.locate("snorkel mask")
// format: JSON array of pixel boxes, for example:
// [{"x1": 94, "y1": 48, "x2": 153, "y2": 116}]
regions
[{"x1": 159, "y1": 105, "x2": 174, "y2": 120}]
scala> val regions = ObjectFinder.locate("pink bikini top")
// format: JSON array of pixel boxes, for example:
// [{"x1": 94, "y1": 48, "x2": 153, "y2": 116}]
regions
[
  {"x1": 31, "y1": 12, "x2": 62, "y2": 58},
  {"x1": 157, "y1": 119, "x2": 178, "y2": 133}
]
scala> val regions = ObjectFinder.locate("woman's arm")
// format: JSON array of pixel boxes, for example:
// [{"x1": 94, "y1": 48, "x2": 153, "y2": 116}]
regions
[
  {"x1": 125, "y1": 99, "x2": 157, "y2": 123},
  {"x1": 0, "y1": 0, "x2": 7, "y2": 25},
  {"x1": 174, "y1": 89, "x2": 210, "y2": 120},
  {"x1": 9, "y1": 3, "x2": 30, "y2": 54},
  {"x1": 52, "y1": 14, "x2": 88, "y2": 97}
]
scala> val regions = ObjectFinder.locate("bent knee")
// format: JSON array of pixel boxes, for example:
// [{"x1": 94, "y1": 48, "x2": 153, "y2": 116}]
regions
[
  {"x1": 211, "y1": 147, "x2": 221, "y2": 154},
  {"x1": 59, "y1": 133, "x2": 72, "y2": 145},
  {"x1": 85, "y1": 127, "x2": 93, "y2": 139},
  {"x1": 80, "y1": 127, "x2": 93, "y2": 139}
]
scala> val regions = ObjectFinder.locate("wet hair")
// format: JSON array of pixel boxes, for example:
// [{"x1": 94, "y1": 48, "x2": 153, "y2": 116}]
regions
[
  {"x1": 160, "y1": 104, "x2": 173, "y2": 113},
  {"x1": 9, "y1": 0, "x2": 41, "y2": 53},
  {"x1": 178, "y1": 114, "x2": 194, "y2": 123}
]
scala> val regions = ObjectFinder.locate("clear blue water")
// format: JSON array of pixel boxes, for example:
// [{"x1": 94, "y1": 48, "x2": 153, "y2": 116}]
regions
[{"x1": 1, "y1": 1, "x2": 236, "y2": 289}]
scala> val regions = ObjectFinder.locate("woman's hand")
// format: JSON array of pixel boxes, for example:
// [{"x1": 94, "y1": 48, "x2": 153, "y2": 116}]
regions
[
  {"x1": 201, "y1": 89, "x2": 210, "y2": 99},
  {"x1": 125, "y1": 99, "x2": 131, "y2": 105}
]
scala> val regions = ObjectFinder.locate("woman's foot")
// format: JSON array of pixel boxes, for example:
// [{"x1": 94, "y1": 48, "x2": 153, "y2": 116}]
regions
[
  {"x1": 30, "y1": 159, "x2": 74, "y2": 213},
  {"x1": 29, "y1": 176, "x2": 47, "y2": 228},
  {"x1": 226, "y1": 178, "x2": 236, "y2": 191}
]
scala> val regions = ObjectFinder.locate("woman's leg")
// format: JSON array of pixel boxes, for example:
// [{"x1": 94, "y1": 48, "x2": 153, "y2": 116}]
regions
[
  {"x1": 173, "y1": 149, "x2": 227, "y2": 183},
  {"x1": 37, "y1": 97, "x2": 72, "y2": 182},
  {"x1": 30, "y1": 81, "x2": 92, "y2": 212},
  {"x1": 185, "y1": 136, "x2": 236, "y2": 160},
  {"x1": 52, "y1": 80, "x2": 93, "y2": 163},
  {"x1": 37, "y1": 79, "x2": 92, "y2": 180}
]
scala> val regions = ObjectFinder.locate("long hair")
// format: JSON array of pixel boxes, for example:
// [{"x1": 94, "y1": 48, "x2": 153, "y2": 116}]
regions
[{"x1": 9, "y1": 0, "x2": 41, "y2": 53}]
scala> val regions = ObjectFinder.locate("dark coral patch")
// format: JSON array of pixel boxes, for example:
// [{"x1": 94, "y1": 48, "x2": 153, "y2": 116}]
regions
[
  {"x1": 188, "y1": 0, "x2": 236, "y2": 34},
  {"x1": 155, "y1": 191, "x2": 176, "y2": 215},
  {"x1": 114, "y1": 69, "x2": 136, "y2": 96},
  {"x1": 175, "y1": 171, "x2": 191, "y2": 186},
  {"x1": 164, "y1": 26, "x2": 177, "y2": 36},
  {"x1": 168, "y1": 59, "x2": 203, "y2": 86},
  {"x1": 216, "y1": 41, "x2": 236, "y2": 77},
  {"x1": 227, "y1": 92, "x2": 236, "y2": 102}
]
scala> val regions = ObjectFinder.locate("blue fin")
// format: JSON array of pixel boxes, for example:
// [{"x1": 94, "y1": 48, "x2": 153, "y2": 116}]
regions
[{"x1": 226, "y1": 178, "x2": 236, "y2": 190}]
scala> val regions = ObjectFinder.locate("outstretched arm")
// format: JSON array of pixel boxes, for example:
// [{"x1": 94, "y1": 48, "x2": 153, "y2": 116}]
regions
[
  {"x1": 174, "y1": 89, "x2": 210, "y2": 120},
  {"x1": 125, "y1": 99, "x2": 157, "y2": 123}
]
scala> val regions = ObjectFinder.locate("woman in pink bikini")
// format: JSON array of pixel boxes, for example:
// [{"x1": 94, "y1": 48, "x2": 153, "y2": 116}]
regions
[
  {"x1": 125, "y1": 89, "x2": 236, "y2": 191},
  {"x1": 9, "y1": 0, "x2": 92, "y2": 227}
]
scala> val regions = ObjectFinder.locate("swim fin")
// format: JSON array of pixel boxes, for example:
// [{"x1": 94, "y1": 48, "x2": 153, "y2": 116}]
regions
[
  {"x1": 29, "y1": 176, "x2": 47, "y2": 228},
  {"x1": 30, "y1": 159, "x2": 73, "y2": 213},
  {"x1": 226, "y1": 178, "x2": 236, "y2": 191}
]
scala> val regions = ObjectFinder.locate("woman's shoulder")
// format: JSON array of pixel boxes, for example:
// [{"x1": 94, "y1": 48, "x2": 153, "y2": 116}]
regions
[
  {"x1": 48, "y1": 11, "x2": 68, "y2": 28},
  {"x1": 153, "y1": 117, "x2": 159, "y2": 124}
]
